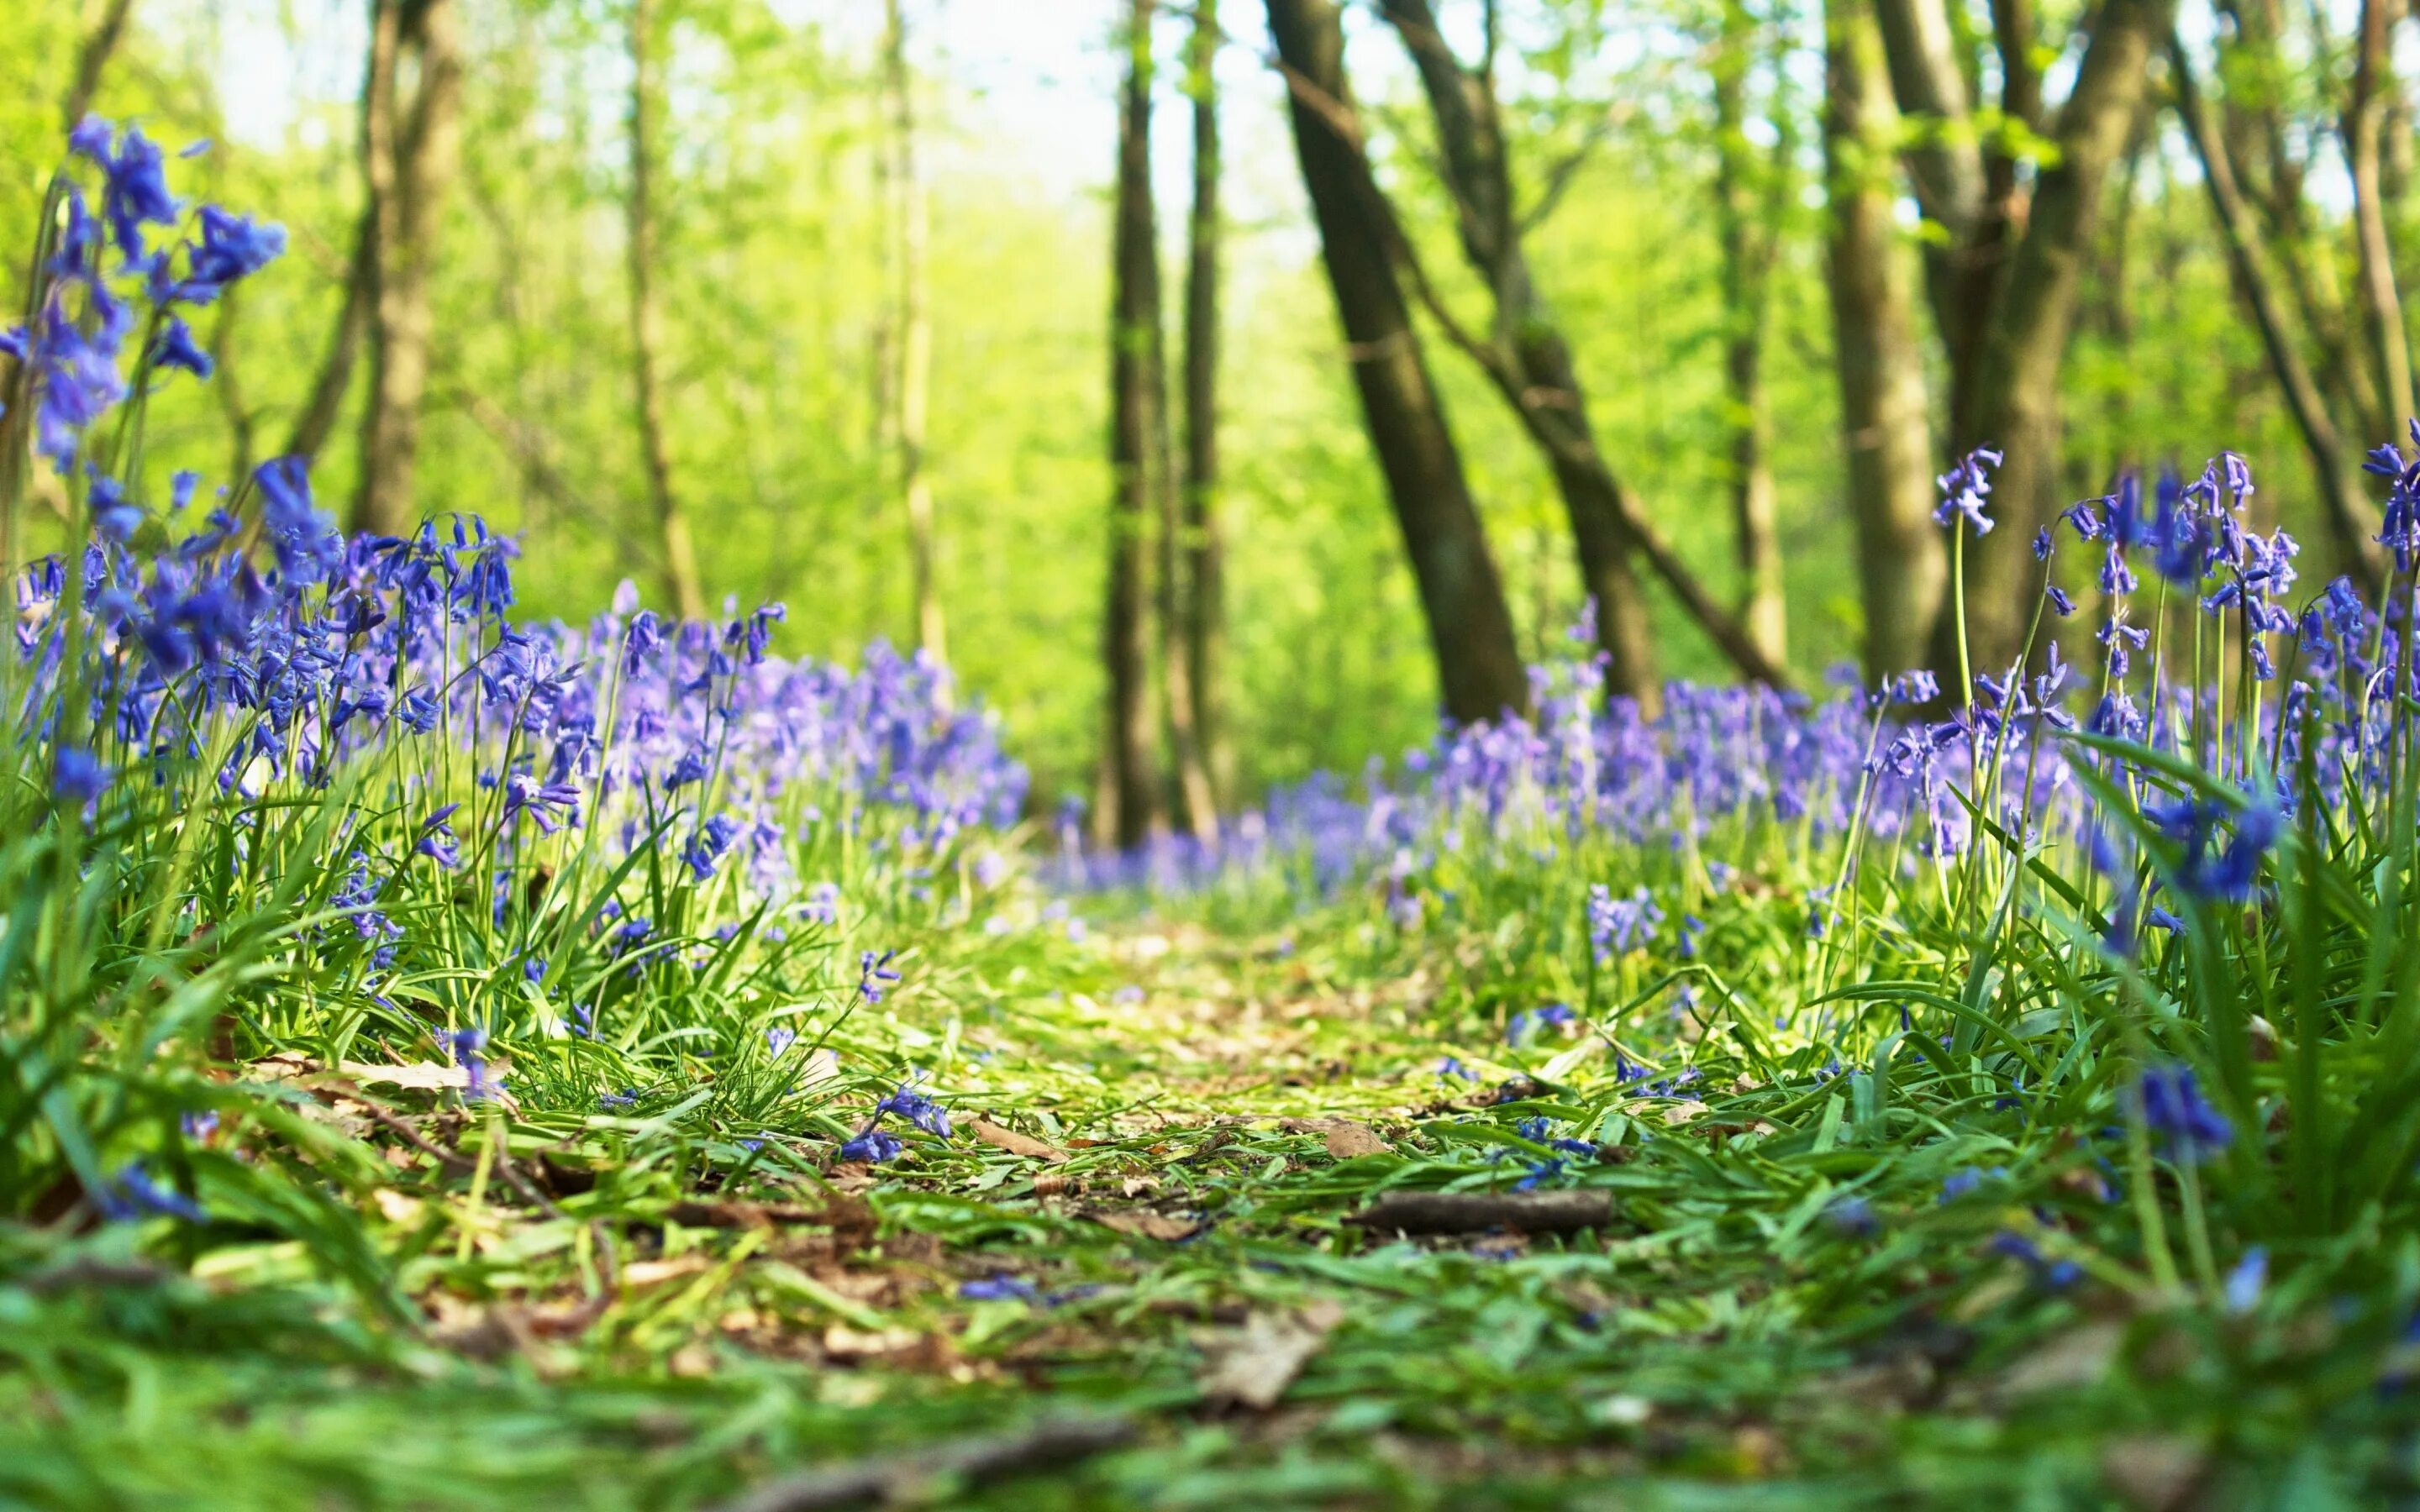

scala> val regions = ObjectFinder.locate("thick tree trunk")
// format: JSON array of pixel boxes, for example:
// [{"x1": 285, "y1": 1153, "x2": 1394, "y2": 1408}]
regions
[
  {"x1": 1933, "y1": 0, "x2": 2173, "y2": 679},
  {"x1": 2346, "y1": 0, "x2": 2416, "y2": 433},
  {"x1": 626, "y1": 0, "x2": 704, "y2": 619},
  {"x1": 1712, "y1": 0, "x2": 1786, "y2": 668},
  {"x1": 352, "y1": 0, "x2": 461, "y2": 538},
  {"x1": 1184, "y1": 0, "x2": 1234, "y2": 811},
  {"x1": 1104, "y1": 0, "x2": 1167, "y2": 848},
  {"x1": 1264, "y1": 0, "x2": 1529, "y2": 725},
  {"x1": 1826, "y1": 0, "x2": 1945, "y2": 679},
  {"x1": 2174, "y1": 35, "x2": 2387, "y2": 591},
  {"x1": 884, "y1": 0, "x2": 948, "y2": 672}
]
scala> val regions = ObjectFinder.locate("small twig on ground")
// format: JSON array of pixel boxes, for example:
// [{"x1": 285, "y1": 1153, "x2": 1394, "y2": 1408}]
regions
[{"x1": 713, "y1": 1415, "x2": 1138, "y2": 1512}]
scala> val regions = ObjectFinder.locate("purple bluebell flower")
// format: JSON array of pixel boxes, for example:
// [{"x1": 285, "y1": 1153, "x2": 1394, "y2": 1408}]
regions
[
  {"x1": 857, "y1": 948, "x2": 901, "y2": 1005},
  {"x1": 839, "y1": 1126, "x2": 903, "y2": 1163},
  {"x1": 2134, "y1": 1063, "x2": 2231, "y2": 1163},
  {"x1": 55, "y1": 745, "x2": 109, "y2": 803},
  {"x1": 1933, "y1": 446, "x2": 2003, "y2": 536}
]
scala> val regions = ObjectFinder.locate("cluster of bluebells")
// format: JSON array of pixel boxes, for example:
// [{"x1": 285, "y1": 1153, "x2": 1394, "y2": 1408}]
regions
[{"x1": 838, "y1": 1078, "x2": 952, "y2": 1163}]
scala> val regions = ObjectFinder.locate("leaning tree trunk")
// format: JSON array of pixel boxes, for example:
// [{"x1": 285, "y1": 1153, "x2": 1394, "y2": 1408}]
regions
[
  {"x1": 1265, "y1": 0, "x2": 1529, "y2": 725},
  {"x1": 625, "y1": 0, "x2": 704, "y2": 619},
  {"x1": 1712, "y1": 0, "x2": 1786, "y2": 668},
  {"x1": 1933, "y1": 0, "x2": 2173, "y2": 680},
  {"x1": 1184, "y1": 0, "x2": 1234, "y2": 811},
  {"x1": 2173, "y1": 34, "x2": 2387, "y2": 591},
  {"x1": 1825, "y1": 0, "x2": 1945, "y2": 677},
  {"x1": 2347, "y1": 0, "x2": 2417, "y2": 434},
  {"x1": 1103, "y1": 0, "x2": 1168, "y2": 848},
  {"x1": 61, "y1": 0, "x2": 138, "y2": 134},
  {"x1": 884, "y1": 0, "x2": 949, "y2": 672},
  {"x1": 353, "y1": 0, "x2": 461, "y2": 538}
]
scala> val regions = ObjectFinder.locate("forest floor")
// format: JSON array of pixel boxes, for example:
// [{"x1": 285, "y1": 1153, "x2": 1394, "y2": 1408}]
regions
[{"x1": 3, "y1": 916, "x2": 2402, "y2": 1510}]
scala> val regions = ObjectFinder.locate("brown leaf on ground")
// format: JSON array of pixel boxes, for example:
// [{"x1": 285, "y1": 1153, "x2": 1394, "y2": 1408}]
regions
[
  {"x1": 1323, "y1": 1121, "x2": 1389, "y2": 1158},
  {"x1": 1994, "y1": 1320, "x2": 2124, "y2": 1399},
  {"x1": 1199, "y1": 1299, "x2": 1346, "y2": 1410},
  {"x1": 2101, "y1": 1435, "x2": 2207, "y2": 1510},
  {"x1": 968, "y1": 1119, "x2": 1065, "y2": 1161},
  {"x1": 1090, "y1": 1208, "x2": 1204, "y2": 1242}
]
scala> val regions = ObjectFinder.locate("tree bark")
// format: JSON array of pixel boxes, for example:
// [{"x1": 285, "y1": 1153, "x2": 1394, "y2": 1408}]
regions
[
  {"x1": 1374, "y1": 0, "x2": 1660, "y2": 706},
  {"x1": 1104, "y1": 0, "x2": 1168, "y2": 848},
  {"x1": 884, "y1": 0, "x2": 949, "y2": 673},
  {"x1": 625, "y1": 0, "x2": 704, "y2": 619},
  {"x1": 287, "y1": 204, "x2": 374, "y2": 465},
  {"x1": 61, "y1": 0, "x2": 138, "y2": 131},
  {"x1": 1932, "y1": 0, "x2": 2174, "y2": 679},
  {"x1": 2346, "y1": 0, "x2": 2416, "y2": 434},
  {"x1": 1712, "y1": 0, "x2": 1787, "y2": 667},
  {"x1": 1826, "y1": 0, "x2": 1946, "y2": 678},
  {"x1": 2173, "y1": 34, "x2": 2387, "y2": 591},
  {"x1": 1264, "y1": 0, "x2": 1529, "y2": 725},
  {"x1": 1184, "y1": 0, "x2": 1234, "y2": 811},
  {"x1": 352, "y1": 0, "x2": 461, "y2": 538}
]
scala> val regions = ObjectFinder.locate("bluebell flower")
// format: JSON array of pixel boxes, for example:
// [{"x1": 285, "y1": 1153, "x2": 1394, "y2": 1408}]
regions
[
  {"x1": 2134, "y1": 1063, "x2": 2231, "y2": 1163},
  {"x1": 450, "y1": 1026, "x2": 492, "y2": 1101},
  {"x1": 1825, "y1": 1195, "x2": 1879, "y2": 1237},
  {"x1": 960, "y1": 1275, "x2": 1040, "y2": 1303},
  {"x1": 1933, "y1": 446, "x2": 2003, "y2": 535},
  {"x1": 2225, "y1": 1245, "x2": 2268, "y2": 1314},
  {"x1": 839, "y1": 1126, "x2": 903, "y2": 1163},
  {"x1": 1436, "y1": 1055, "x2": 1478, "y2": 1082},
  {"x1": 150, "y1": 315, "x2": 213, "y2": 378},
  {"x1": 95, "y1": 1162, "x2": 208, "y2": 1225},
  {"x1": 1514, "y1": 1158, "x2": 1566, "y2": 1191},
  {"x1": 876, "y1": 1081, "x2": 951, "y2": 1137},
  {"x1": 173, "y1": 206, "x2": 285, "y2": 302},
  {"x1": 55, "y1": 745, "x2": 110, "y2": 803},
  {"x1": 857, "y1": 948, "x2": 901, "y2": 1005},
  {"x1": 766, "y1": 1025, "x2": 797, "y2": 1056}
]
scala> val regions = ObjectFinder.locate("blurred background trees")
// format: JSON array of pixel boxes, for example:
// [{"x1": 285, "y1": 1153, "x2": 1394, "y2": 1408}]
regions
[{"x1": 3, "y1": 0, "x2": 2413, "y2": 814}]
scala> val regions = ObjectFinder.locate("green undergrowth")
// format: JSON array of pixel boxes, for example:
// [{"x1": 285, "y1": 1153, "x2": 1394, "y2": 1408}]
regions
[{"x1": 7, "y1": 905, "x2": 2417, "y2": 1510}]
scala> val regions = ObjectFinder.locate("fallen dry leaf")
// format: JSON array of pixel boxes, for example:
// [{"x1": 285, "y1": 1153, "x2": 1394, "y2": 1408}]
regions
[
  {"x1": 372, "y1": 1189, "x2": 427, "y2": 1225},
  {"x1": 969, "y1": 1119, "x2": 1065, "y2": 1162},
  {"x1": 2100, "y1": 1434, "x2": 2207, "y2": 1509},
  {"x1": 1323, "y1": 1121, "x2": 1389, "y2": 1158},
  {"x1": 1198, "y1": 1299, "x2": 1344, "y2": 1410},
  {"x1": 622, "y1": 1255, "x2": 712, "y2": 1287},
  {"x1": 1091, "y1": 1208, "x2": 1204, "y2": 1242},
  {"x1": 823, "y1": 1322, "x2": 923, "y2": 1357},
  {"x1": 1996, "y1": 1320, "x2": 2124, "y2": 1399}
]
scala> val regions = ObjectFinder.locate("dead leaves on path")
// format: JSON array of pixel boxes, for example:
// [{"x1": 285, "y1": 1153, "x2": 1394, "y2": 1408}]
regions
[{"x1": 1198, "y1": 1299, "x2": 1346, "y2": 1410}]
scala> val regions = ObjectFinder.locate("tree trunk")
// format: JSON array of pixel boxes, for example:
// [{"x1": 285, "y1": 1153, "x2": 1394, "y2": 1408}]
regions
[
  {"x1": 1264, "y1": 0, "x2": 1529, "y2": 725},
  {"x1": 1373, "y1": 0, "x2": 1660, "y2": 706},
  {"x1": 884, "y1": 0, "x2": 949, "y2": 673},
  {"x1": 625, "y1": 0, "x2": 704, "y2": 619},
  {"x1": 1184, "y1": 0, "x2": 1234, "y2": 811},
  {"x1": 2173, "y1": 34, "x2": 2387, "y2": 591},
  {"x1": 1933, "y1": 0, "x2": 2173, "y2": 679},
  {"x1": 287, "y1": 205, "x2": 374, "y2": 465},
  {"x1": 1104, "y1": 0, "x2": 1167, "y2": 848},
  {"x1": 61, "y1": 0, "x2": 138, "y2": 131},
  {"x1": 352, "y1": 0, "x2": 461, "y2": 538},
  {"x1": 2346, "y1": 0, "x2": 2416, "y2": 433},
  {"x1": 1712, "y1": 0, "x2": 1787, "y2": 668},
  {"x1": 1826, "y1": 0, "x2": 1946, "y2": 679}
]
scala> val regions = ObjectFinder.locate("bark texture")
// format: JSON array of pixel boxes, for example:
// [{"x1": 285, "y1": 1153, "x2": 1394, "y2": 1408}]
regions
[
  {"x1": 1264, "y1": 0, "x2": 1530, "y2": 725},
  {"x1": 353, "y1": 0, "x2": 462, "y2": 538},
  {"x1": 1184, "y1": 0, "x2": 1234, "y2": 811},
  {"x1": 1103, "y1": 0, "x2": 1168, "y2": 848},
  {"x1": 1825, "y1": 0, "x2": 1946, "y2": 676},
  {"x1": 884, "y1": 0, "x2": 949, "y2": 672},
  {"x1": 625, "y1": 0, "x2": 704, "y2": 618}
]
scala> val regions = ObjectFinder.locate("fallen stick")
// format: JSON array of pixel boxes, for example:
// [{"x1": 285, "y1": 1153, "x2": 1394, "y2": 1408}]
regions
[
  {"x1": 716, "y1": 1415, "x2": 1138, "y2": 1512},
  {"x1": 1345, "y1": 1189, "x2": 1613, "y2": 1236}
]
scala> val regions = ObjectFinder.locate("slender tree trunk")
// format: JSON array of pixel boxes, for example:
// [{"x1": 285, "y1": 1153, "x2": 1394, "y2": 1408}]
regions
[
  {"x1": 208, "y1": 286, "x2": 257, "y2": 484},
  {"x1": 287, "y1": 207, "x2": 375, "y2": 465},
  {"x1": 1933, "y1": 0, "x2": 2173, "y2": 679},
  {"x1": 884, "y1": 0, "x2": 949, "y2": 672},
  {"x1": 1264, "y1": 0, "x2": 1529, "y2": 725},
  {"x1": 2347, "y1": 0, "x2": 2417, "y2": 433},
  {"x1": 61, "y1": 0, "x2": 139, "y2": 131},
  {"x1": 352, "y1": 0, "x2": 460, "y2": 537},
  {"x1": 2174, "y1": 35, "x2": 2388, "y2": 591},
  {"x1": 1712, "y1": 0, "x2": 1786, "y2": 667},
  {"x1": 1184, "y1": 0, "x2": 1234, "y2": 811},
  {"x1": 1826, "y1": 0, "x2": 1945, "y2": 679},
  {"x1": 625, "y1": 0, "x2": 704, "y2": 619},
  {"x1": 1103, "y1": 0, "x2": 1168, "y2": 848}
]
